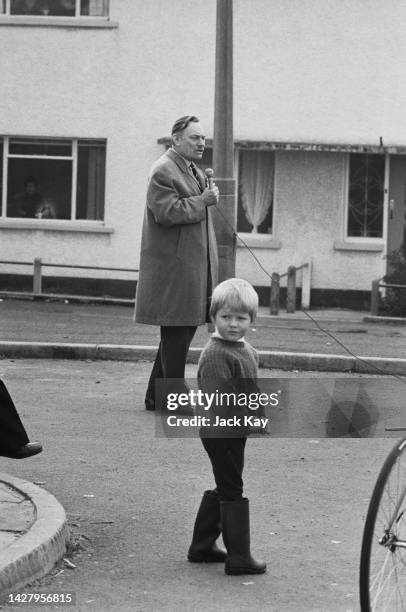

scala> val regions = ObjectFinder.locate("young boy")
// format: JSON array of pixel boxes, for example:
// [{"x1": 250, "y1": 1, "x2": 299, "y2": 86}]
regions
[{"x1": 187, "y1": 278, "x2": 267, "y2": 575}]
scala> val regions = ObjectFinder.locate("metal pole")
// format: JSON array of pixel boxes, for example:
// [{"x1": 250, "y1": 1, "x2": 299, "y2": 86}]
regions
[
  {"x1": 213, "y1": 0, "x2": 236, "y2": 282},
  {"x1": 301, "y1": 260, "x2": 312, "y2": 310},
  {"x1": 287, "y1": 266, "x2": 296, "y2": 313},
  {"x1": 33, "y1": 258, "x2": 42, "y2": 294},
  {"x1": 270, "y1": 272, "x2": 280, "y2": 315},
  {"x1": 370, "y1": 279, "x2": 379, "y2": 315}
]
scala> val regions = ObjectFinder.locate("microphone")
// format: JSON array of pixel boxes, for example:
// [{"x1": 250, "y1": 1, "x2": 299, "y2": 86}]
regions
[{"x1": 205, "y1": 168, "x2": 214, "y2": 189}]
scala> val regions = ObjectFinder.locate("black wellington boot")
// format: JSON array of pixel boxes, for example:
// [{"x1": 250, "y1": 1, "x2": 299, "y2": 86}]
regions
[
  {"x1": 187, "y1": 490, "x2": 227, "y2": 562},
  {"x1": 220, "y1": 497, "x2": 267, "y2": 575}
]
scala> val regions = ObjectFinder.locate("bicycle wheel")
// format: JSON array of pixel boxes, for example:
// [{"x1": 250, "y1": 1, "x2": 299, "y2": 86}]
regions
[{"x1": 360, "y1": 438, "x2": 406, "y2": 611}]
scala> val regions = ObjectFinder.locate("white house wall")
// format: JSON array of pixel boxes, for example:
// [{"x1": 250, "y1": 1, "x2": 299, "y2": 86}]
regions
[
  {"x1": 0, "y1": 0, "x2": 403, "y2": 293},
  {"x1": 237, "y1": 151, "x2": 385, "y2": 290},
  {"x1": 235, "y1": 0, "x2": 406, "y2": 145},
  {"x1": 0, "y1": 0, "x2": 217, "y2": 280}
]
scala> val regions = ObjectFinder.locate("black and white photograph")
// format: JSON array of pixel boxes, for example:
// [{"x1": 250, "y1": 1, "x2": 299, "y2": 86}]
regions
[{"x1": 0, "y1": 1, "x2": 406, "y2": 610}]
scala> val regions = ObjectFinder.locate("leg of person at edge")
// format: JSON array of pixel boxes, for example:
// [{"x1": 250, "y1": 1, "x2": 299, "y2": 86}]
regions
[
  {"x1": 188, "y1": 279, "x2": 267, "y2": 574},
  {"x1": 0, "y1": 380, "x2": 42, "y2": 459},
  {"x1": 134, "y1": 115, "x2": 219, "y2": 413}
]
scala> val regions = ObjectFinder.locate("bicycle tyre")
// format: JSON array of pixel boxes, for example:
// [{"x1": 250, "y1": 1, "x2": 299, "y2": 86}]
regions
[{"x1": 360, "y1": 438, "x2": 406, "y2": 611}]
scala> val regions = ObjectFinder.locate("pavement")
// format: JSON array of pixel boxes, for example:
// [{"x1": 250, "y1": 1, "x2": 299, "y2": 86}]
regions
[
  {"x1": 0, "y1": 295, "x2": 405, "y2": 601},
  {"x1": 0, "y1": 295, "x2": 405, "y2": 372},
  {"x1": 0, "y1": 474, "x2": 68, "y2": 597}
]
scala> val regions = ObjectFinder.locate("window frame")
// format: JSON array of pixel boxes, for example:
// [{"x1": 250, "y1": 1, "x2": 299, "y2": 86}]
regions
[
  {"x1": 1, "y1": 0, "x2": 109, "y2": 18},
  {"x1": 342, "y1": 152, "x2": 389, "y2": 244},
  {"x1": 1, "y1": 135, "x2": 107, "y2": 224},
  {"x1": 159, "y1": 139, "x2": 281, "y2": 249},
  {"x1": 235, "y1": 147, "x2": 281, "y2": 250}
]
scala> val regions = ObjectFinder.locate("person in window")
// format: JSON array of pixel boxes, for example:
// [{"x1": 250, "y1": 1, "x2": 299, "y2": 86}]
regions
[
  {"x1": 10, "y1": 0, "x2": 74, "y2": 15},
  {"x1": 12, "y1": 176, "x2": 43, "y2": 218},
  {"x1": 59, "y1": 0, "x2": 75, "y2": 15},
  {"x1": 135, "y1": 115, "x2": 219, "y2": 411},
  {"x1": 35, "y1": 199, "x2": 57, "y2": 219},
  {"x1": 41, "y1": 0, "x2": 75, "y2": 16}
]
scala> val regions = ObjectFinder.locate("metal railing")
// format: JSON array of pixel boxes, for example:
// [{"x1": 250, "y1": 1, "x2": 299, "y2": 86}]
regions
[
  {"x1": 0, "y1": 258, "x2": 139, "y2": 296},
  {"x1": 270, "y1": 260, "x2": 312, "y2": 315},
  {"x1": 0, "y1": 257, "x2": 312, "y2": 312},
  {"x1": 370, "y1": 278, "x2": 406, "y2": 315}
]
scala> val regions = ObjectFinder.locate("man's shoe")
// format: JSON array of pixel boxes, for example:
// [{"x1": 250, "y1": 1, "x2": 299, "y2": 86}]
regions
[
  {"x1": 145, "y1": 398, "x2": 156, "y2": 411},
  {"x1": 1, "y1": 442, "x2": 43, "y2": 459}
]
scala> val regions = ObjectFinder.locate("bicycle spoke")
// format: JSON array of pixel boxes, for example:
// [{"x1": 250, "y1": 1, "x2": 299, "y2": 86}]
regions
[
  {"x1": 360, "y1": 438, "x2": 406, "y2": 611},
  {"x1": 370, "y1": 552, "x2": 406, "y2": 609}
]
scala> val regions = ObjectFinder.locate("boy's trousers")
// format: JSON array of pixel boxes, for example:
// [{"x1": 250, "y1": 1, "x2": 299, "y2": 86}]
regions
[{"x1": 200, "y1": 437, "x2": 247, "y2": 501}]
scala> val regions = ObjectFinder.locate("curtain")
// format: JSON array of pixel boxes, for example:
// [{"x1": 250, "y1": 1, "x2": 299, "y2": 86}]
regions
[
  {"x1": 240, "y1": 150, "x2": 274, "y2": 233},
  {"x1": 87, "y1": 147, "x2": 105, "y2": 220}
]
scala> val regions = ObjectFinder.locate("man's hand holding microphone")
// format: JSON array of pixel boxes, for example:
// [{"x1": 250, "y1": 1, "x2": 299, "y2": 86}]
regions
[{"x1": 202, "y1": 168, "x2": 219, "y2": 207}]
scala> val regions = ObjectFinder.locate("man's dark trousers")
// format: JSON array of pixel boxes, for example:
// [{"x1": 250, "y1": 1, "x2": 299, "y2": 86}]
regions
[{"x1": 145, "y1": 326, "x2": 197, "y2": 410}]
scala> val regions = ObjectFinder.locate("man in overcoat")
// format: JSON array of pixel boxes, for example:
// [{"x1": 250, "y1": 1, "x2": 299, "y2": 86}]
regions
[{"x1": 135, "y1": 116, "x2": 219, "y2": 410}]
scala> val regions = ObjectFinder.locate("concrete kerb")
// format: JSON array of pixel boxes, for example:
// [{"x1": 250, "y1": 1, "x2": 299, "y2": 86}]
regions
[
  {"x1": 257, "y1": 350, "x2": 355, "y2": 372},
  {"x1": 353, "y1": 356, "x2": 406, "y2": 376},
  {"x1": 363, "y1": 315, "x2": 406, "y2": 325},
  {"x1": 1, "y1": 341, "x2": 406, "y2": 376},
  {"x1": 0, "y1": 474, "x2": 69, "y2": 598}
]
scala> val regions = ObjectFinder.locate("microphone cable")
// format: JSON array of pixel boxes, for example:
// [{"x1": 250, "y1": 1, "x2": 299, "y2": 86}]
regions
[{"x1": 210, "y1": 193, "x2": 406, "y2": 386}]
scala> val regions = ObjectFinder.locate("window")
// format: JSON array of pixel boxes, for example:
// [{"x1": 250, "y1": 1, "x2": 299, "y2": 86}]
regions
[
  {"x1": 1, "y1": 0, "x2": 108, "y2": 17},
  {"x1": 168, "y1": 143, "x2": 275, "y2": 237},
  {"x1": 197, "y1": 147, "x2": 274, "y2": 235},
  {"x1": 1, "y1": 137, "x2": 106, "y2": 221},
  {"x1": 237, "y1": 150, "x2": 274, "y2": 233},
  {"x1": 347, "y1": 153, "x2": 384, "y2": 238}
]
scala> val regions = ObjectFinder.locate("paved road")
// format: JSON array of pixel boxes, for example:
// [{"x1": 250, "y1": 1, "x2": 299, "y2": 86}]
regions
[
  {"x1": 0, "y1": 298, "x2": 405, "y2": 358},
  {"x1": 0, "y1": 359, "x2": 402, "y2": 611}
]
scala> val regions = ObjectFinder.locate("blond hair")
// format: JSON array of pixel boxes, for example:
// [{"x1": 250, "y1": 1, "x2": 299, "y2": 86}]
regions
[{"x1": 210, "y1": 278, "x2": 258, "y2": 322}]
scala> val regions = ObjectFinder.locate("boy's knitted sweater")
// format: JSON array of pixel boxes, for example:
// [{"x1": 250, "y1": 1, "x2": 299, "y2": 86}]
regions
[
  {"x1": 197, "y1": 337, "x2": 259, "y2": 437},
  {"x1": 198, "y1": 336, "x2": 258, "y2": 381}
]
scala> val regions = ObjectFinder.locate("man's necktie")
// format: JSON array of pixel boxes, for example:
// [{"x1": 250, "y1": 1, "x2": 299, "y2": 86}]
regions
[{"x1": 190, "y1": 163, "x2": 203, "y2": 192}]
